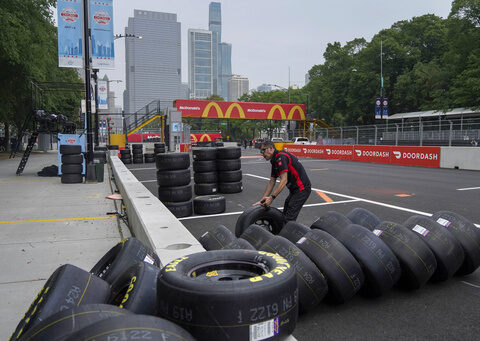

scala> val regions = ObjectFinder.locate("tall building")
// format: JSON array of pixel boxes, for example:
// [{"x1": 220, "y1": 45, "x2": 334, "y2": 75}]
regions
[
  {"x1": 188, "y1": 29, "x2": 213, "y2": 99},
  {"x1": 228, "y1": 75, "x2": 249, "y2": 101},
  {"x1": 123, "y1": 10, "x2": 181, "y2": 114},
  {"x1": 257, "y1": 83, "x2": 273, "y2": 92},
  {"x1": 208, "y1": 2, "x2": 221, "y2": 95},
  {"x1": 218, "y1": 42, "x2": 232, "y2": 100}
]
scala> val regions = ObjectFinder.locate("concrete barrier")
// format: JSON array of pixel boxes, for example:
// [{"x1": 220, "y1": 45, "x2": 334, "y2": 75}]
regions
[
  {"x1": 110, "y1": 155, "x2": 205, "y2": 265},
  {"x1": 440, "y1": 147, "x2": 480, "y2": 170}
]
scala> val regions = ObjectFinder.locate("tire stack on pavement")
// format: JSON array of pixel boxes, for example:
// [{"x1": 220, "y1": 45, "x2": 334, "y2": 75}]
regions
[
  {"x1": 119, "y1": 147, "x2": 131, "y2": 164},
  {"x1": 60, "y1": 145, "x2": 83, "y2": 184},
  {"x1": 144, "y1": 152, "x2": 155, "y2": 163},
  {"x1": 156, "y1": 153, "x2": 193, "y2": 217},
  {"x1": 216, "y1": 147, "x2": 243, "y2": 194},
  {"x1": 132, "y1": 144, "x2": 144, "y2": 164},
  {"x1": 154, "y1": 142, "x2": 166, "y2": 154}
]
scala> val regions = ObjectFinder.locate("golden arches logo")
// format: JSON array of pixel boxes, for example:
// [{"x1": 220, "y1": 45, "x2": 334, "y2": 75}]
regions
[
  {"x1": 202, "y1": 102, "x2": 223, "y2": 118},
  {"x1": 200, "y1": 134, "x2": 212, "y2": 142},
  {"x1": 288, "y1": 105, "x2": 305, "y2": 120},
  {"x1": 268, "y1": 105, "x2": 287, "y2": 120},
  {"x1": 225, "y1": 103, "x2": 246, "y2": 118},
  {"x1": 190, "y1": 134, "x2": 198, "y2": 142}
]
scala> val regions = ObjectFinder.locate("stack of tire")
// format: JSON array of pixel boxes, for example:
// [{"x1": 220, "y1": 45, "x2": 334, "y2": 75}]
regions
[
  {"x1": 119, "y1": 147, "x2": 131, "y2": 164},
  {"x1": 154, "y1": 142, "x2": 166, "y2": 154},
  {"x1": 216, "y1": 147, "x2": 243, "y2": 194},
  {"x1": 144, "y1": 152, "x2": 155, "y2": 163},
  {"x1": 132, "y1": 144, "x2": 144, "y2": 164},
  {"x1": 192, "y1": 148, "x2": 218, "y2": 196},
  {"x1": 60, "y1": 145, "x2": 83, "y2": 184},
  {"x1": 156, "y1": 153, "x2": 193, "y2": 218}
]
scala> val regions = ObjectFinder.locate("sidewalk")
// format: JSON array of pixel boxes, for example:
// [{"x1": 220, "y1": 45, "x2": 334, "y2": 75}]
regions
[{"x1": 0, "y1": 150, "x2": 128, "y2": 339}]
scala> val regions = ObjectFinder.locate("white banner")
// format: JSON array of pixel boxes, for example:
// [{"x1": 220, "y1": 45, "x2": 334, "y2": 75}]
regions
[{"x1": 97, "y1": 80, "x2": 108, "y2": 109}]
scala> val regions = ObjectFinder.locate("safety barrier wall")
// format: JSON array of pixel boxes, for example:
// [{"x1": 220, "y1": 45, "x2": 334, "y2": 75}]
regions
[
  {"x1": 109, "y1": 154, "x2": 205, "y2": 265},
  {"x1": 440, "y1": 147, "x2": 480, "y2": 170}
]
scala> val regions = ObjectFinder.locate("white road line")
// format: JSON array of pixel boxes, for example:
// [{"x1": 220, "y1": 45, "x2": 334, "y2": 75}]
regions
[
  {"x1": 245, "y1": 173, "x2": 433, "y2": 216},
  {"x1": 130, "y1": 167, "x2": 157, "y2": 171},
  {"x1": 457, "y1": 186, "x2": 480, "y2": 191},
  {"x1": 140, "y1": 180, "x2": 157, "y2": 183},
  {"x1": 242, "y1": 159, "x2": 339, "y2": 165},
  {"x1": 178, "y1": 199, "x2": 361, "y2": 221},
  {"x1": 461, "y1": 281, "x2": 480, "y2": 289}
]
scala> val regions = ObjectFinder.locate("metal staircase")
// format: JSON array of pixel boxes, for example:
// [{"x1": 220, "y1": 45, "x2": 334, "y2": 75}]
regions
[
  {"x1": 126, "y1": 100, "x2": 164, "y2": 134},
  {"x1": 16, "y1": 132, "x2": 39, "y2": 175}
]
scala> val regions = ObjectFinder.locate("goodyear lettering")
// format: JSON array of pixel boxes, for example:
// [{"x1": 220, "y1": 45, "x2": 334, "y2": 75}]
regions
[
  {"x1": 119, "y1": 276, "x2": 137, "y2": 308},
  {"x1": 249, "y1": 252, "x2": 290, "y2": 282},
  {"x1": 165, "y1": 256, "x2": 189, "y2": 272}
]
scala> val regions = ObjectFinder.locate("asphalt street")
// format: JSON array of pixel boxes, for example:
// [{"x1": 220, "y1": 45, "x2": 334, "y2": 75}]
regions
[{"x1": 126, "y1": 147, "x2": 480, "y2": 340}]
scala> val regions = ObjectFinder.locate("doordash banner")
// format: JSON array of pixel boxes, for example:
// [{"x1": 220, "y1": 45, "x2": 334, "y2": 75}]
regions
[{"x1": 284, "y1": 145, "x2": 440, "y2": 168}]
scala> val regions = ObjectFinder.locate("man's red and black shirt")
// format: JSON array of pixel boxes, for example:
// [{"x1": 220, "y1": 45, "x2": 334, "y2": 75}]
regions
[{"x1": 270, "y1": 150, "x2": 311, "y2": 192}]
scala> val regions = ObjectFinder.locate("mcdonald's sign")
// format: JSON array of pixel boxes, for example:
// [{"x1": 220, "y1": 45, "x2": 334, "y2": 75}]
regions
[{"x1": 175, "y1": 99, "x2": 306, "y2": 121}]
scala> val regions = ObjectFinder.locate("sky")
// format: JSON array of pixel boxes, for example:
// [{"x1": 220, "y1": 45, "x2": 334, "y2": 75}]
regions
[{"x1": 97, "y1": 0, "x2": 453, "y2": 107}]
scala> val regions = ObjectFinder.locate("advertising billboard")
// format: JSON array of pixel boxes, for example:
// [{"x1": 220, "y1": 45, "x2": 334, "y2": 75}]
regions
[
  {"x1": 90, "y1": 0, "x2": 114, "y2": 69},
  {"x1": 57, "y1": 0, "x2": 84, "y2": 68},
  {"x1": 97, "y1": 80, "x2": 108, "y2": 109}
]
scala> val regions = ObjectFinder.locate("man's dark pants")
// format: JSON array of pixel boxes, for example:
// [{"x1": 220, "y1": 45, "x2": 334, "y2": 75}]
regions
[{"x1": 283, "y1": 186, "x2": 311, "y2": 222}]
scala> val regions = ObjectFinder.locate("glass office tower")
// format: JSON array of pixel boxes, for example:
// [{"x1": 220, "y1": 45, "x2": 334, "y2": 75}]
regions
[
  {"x1": 219, "y1": 42, "x2": 232, "y2": 100},
  {"x1": 209, "y1": 2, "x2": 221, "y2": 95},
  {"x1": 188, "y1": 29, "x2": 213, "y2": 99}
]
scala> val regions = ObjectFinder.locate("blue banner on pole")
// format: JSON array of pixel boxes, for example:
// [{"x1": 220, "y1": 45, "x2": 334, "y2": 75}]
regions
[
  {"x1": 57, "y1": 0, "x2": 84, "y2": 68},
  {"x1": 90, "y1": 0, "x2": 114, "y2": 69},
  {"x1": 382, "y1": 97, "x2": 389, "y2": 119},
  {"x1": 375, "y1": 97, "x2": 381, "y2": 119}
]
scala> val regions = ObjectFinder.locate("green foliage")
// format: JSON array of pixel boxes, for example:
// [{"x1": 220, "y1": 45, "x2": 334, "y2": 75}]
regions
[
  {"x1": 0, "y1": 0, "x2": 82, "y2": 131},
  {"x1": 307, "y1": 2, "x2": 480, "y2": 126}
]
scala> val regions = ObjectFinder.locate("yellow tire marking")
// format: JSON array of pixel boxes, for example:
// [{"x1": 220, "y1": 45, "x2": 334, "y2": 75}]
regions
[
  {"x1": 316, "y1": 191, "x2": 334, "y2": 203},
  {"x1": 0, "y1": 216, "x2": 116, "y2": 224}
]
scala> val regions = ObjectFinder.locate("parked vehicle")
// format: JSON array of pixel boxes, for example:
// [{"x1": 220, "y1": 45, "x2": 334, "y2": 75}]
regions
[{"x1": 292, "y1": 137, "x2": 310, "y2": 145}]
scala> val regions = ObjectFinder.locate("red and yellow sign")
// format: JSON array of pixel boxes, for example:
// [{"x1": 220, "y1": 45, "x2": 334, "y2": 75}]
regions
[
  {"x1": 175, "y1": 99, "x2": 306, "y2": 121},
  {"x1": 190, "y1": 133, "x2": 222, "y2": 143}
]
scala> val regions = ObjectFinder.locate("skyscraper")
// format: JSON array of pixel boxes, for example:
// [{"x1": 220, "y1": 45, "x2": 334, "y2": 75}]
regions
[
  {"x1": 208, "y1": 2, "x2": 221, "y2": 95},
  {"x1": 228, "y1": 75, "x2": 249, "y2": 101},
  {"x1": 219, "y1": 42, "x2": 232, "y2": 100},
  {"x1": 188, "y1": 29, "x2": 213, "y2": 99},
  {"x1": 123, "y1": 10, "x2": 181, "y2": 114}
]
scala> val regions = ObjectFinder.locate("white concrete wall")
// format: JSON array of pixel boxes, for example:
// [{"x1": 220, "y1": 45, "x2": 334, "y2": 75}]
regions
[{"x1": 440, "y1": 147, "x2": 480, "y2": 170}]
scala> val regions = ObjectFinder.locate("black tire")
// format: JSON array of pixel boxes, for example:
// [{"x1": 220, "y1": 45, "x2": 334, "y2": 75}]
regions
[
  {"x1": 157, "y1": 169, "x2": 191, "y2": 187},
  {"x1": 193, "y1": 148, "x2": 217, "y2": 161},
  {"x1": 216, "y1": 147, "x2": 241, "y2": 159},
  {"x1": 311, "y1": 211, "x2": 352, "y2": 232},
  {"x1": 17, "y1": 304, "x2": 131, "y2": 341},
  {"x1": 193, "y1": 160, "x2": 216, "y2": 172},
  {"x1": 90, "y1": 237, "x2": 161, "y2": 284},
  {"x1": 10, "y1": 264, "x2": 111, "y2": 340},
  {"x1": 120, "y1": 149, "x2": 131, "y2": 155},
  {"x1": 94, "y1": 146, "x2": 108, "y2": 151},
  {"x1": 61, "y1": 173, "x2": 83, "y2": 183},
  {"x1": 154, "y1": 147, "x2": 166, "y2": 154},
  {"x1": 403, "y1": 215, "x2": 465, "y2": 281},
  {"x1": 235, "y1": 206, "x2": 285, "y2": 237},
  {"x1": 347, "y1": 207, "x2": 382, "y2": 231},
  {"x1": 156, "y1": 153, "x2": 190, "y2": 171},
  {"x1": 194, "y1": 171, "x2": 217, "y2": 184},
  {"x1": 61, "y1": 154, "x2": 83, "y2": 164},
  {"x1": 217, "y1": 170, "x2": 242, "y2": 182},
  {"x1": 154, "y1": 143, "x2": 166, "y2": 148},
  {"x1": 199, "y1": 225, "x2": 236, "y2": 251},
  {"x1": 60, "y1": 145, "x2": 81, "y2": 155},
  {"x1": 158, "y1": 185, "x2": 192, "y2": 202},
  {"x1": 61, "y1": 164, "x2": 82, "y2": 174},
  {"x1": 215, "y1": 141, "x2": 224, "y2": 147},
  {"x1": 313, "y1": 222, "x2": 401, "y2": 297},
  {"x1": 65, "y1": 315, "x2": 195, "y2": 341},
  {"x1": 122, "y1": 159, "x2": 132, "y2": 164},
  {"x1": 107, "y1": 144, "x2": 119, "y2": 150},
  {"x1": 260, "y1": 236, "x2": 328, "y2": 313},
  {"x1": 109, "y1": 262, "x2": 160, "y2": 315},
  {"x1": 221, "y1": 238, "x2": 256, "y2": 250},
  {"x1": 239, "y1": 224, "x2": 275, "y2": 249},
  {"x1": 156, "y1": 250, "x2": 298, "y2": 340},
  {"x1": 164, "y1": 200, "x2": 193, "y2": 218},
  {"x1": 132, "y1": 144, "x2": 143, "y2": 150},
  {"x1": 431, "y1": 211, "x2": 480, "y2": 275},
  {"x1": 144, "y1": 153, "x2": 155, "y2": 158},
  {"x1": 373, "y1": 221, "x2": 437, "y2": 289},
  {"x1": 216, "y1": 158, "x2": 241, "y2": 171},
  {"x1": 132, "y1": 149, "x2": 143, "y2": 155},
  {"x1": 121, "y1": 154, "x2": 131, "y2": 160},
  {"x1": 132, "y1": 158, "x2": 143, "y2": 164},
  {"x1": 144, "y1": 157, "x2": 155, "y2": 163},
  {"x1": 296, "y1": 229, "x2": 364, "y2": 303},
  {"x1": 194, "y1": 183, "x2": 218, "y2": 195},
  {"x1": 193, "y1": 195, "x2": 226, "y2": 215},
  {"x1": 217, "y1": 181, "x2": 243, "y2": 194},
  {"x1": 279, "y1": 221, "x2": 311, "y2": 244}
]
